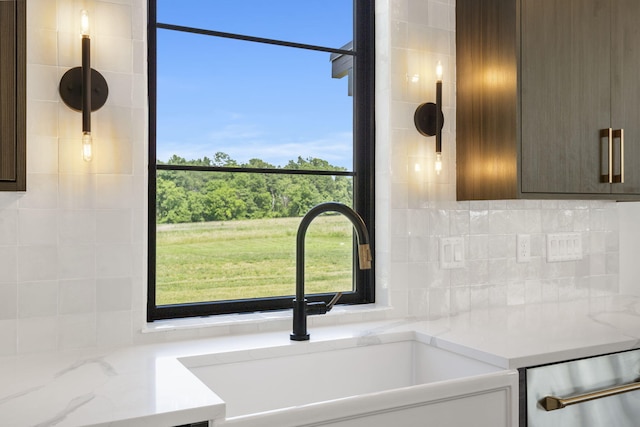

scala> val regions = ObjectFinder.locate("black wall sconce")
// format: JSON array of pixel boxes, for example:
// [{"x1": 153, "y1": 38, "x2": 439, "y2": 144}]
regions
[
  {"x1": 59, "y1": 10, "x2": 109, "y2": 162},
  {"x1": 414, "y1": 61, "x2": 444, "y2": 174}
]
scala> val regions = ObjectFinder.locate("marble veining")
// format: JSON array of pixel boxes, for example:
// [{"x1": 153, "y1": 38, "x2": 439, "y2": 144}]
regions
[
  {"x1": 55, "y1": 358, "x2": 117, "y2": 379},
  {"x1": 35, "y1": 394, "x2": 96, "y2": 427},
  {"x1": 0, "y1": 384, "x2": 46, "y2": 406},
  {"x1": 2, "y1": 296, "x2": 640, "y2": 426}
]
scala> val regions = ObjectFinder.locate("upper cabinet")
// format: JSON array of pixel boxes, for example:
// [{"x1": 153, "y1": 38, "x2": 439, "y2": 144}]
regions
[
  {"x1": 456, "y1": 0, "x2": 640, "y2": 200},
  {"x1": 0, "y1": 0, "x2": 26, "y2": 191}
]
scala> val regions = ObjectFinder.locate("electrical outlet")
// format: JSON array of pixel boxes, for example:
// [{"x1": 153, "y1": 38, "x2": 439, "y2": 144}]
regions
[
  {"x1": 546, "y1": 232, "x2": 582, "y2": 262},
  {"x1": 516, "y1": 234, "x2": 531, "y2": 263},
  {"x1": 440, "y1": 237, "x2": 465, "y2": 269}
]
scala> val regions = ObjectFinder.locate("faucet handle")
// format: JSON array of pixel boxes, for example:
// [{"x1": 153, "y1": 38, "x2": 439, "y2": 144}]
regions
[
  {"x1": 326, "y1": 292, "x2": 343, "y2": 311},
  {"x1": 358, "y1": 244, "x2": 372, "y2": 269},
  {"x1": 306, "y1": 292, "x2": 343, "y2": 316}
]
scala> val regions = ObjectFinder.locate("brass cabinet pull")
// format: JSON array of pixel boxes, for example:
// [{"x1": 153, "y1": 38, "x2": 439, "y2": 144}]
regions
[
  {"x1": 613, "y1": 128, "x2": 624, "y2": 183},
  {"x1": 541, "y1": 381, "x2": 640, "y2": 411},
  {"x1": 601, "y1": 128, "x2": 613, "y2": 183}
]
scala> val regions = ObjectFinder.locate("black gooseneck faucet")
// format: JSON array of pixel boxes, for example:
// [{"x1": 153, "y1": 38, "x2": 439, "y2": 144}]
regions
[{"x1": 291, "y1": 202, "x2": 372, "y2": 341}]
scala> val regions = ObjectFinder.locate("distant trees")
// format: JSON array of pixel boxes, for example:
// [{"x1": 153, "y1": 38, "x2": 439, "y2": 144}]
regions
[{"x1": 156, "y1": 153, "x2": 352, "y2": 224}]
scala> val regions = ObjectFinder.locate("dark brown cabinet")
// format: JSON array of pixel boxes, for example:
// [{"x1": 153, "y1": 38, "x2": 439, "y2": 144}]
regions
[
  {"x1": 0, "y1": 0, "x2": 26, "y2": 191},
  {"x1": 456, "y1": 0, "x2": 640, "y2": 200}
]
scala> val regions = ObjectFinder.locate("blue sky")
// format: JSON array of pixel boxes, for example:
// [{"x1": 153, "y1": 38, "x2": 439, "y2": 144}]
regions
[{"x1": 156, "y1": 1, "x2": 355, "y2": 169}]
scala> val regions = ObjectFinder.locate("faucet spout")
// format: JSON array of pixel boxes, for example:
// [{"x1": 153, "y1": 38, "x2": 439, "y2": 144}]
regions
[{"x1": 291, "y1": 202, "x2": 372, "y2": 341}]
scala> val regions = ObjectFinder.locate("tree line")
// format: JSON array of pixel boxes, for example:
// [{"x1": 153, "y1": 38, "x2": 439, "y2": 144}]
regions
[{"x1": 156, "y1": 153, "x2": 353, "y2": 224}]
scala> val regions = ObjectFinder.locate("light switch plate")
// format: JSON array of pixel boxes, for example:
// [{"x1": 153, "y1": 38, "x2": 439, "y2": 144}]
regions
[
  {"x1": 440, "y1": 237, "x2": 465, "y2": 269},
  {"x1": 546, "y1": 232, "x2": 582, "y2": 262}
]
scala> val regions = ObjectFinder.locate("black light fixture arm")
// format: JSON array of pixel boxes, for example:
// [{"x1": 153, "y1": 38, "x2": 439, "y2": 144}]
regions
[
  {"x1": 59, "y1": 24, "x2": 108, "y2": 118},
  {"x1": 82, "y1": 35, "x2": 92, "y2": 132},
  {"x1": 414, "y1": 63, "x2": 445, "y2": 174},
  {"x1": 59, "y1": 9, "x2": 109, "y2": 162}
]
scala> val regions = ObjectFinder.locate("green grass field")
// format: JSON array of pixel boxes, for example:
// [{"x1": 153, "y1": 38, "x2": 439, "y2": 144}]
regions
[{"x1": 156, "y1": 215, "x2": 355, "y2": 305}]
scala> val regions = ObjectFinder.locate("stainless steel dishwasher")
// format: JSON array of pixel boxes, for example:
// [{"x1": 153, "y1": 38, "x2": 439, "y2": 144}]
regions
[{"x1": 520, "y1": 348, "x2": 640, "y2": 426}]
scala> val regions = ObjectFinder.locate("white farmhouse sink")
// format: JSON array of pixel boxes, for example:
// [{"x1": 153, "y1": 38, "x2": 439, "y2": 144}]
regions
[{"x1": 179, "y1": 331, "x2": 504, "y2": 420}]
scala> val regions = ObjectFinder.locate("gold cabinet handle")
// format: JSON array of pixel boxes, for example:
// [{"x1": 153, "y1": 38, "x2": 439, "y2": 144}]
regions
[
  {"x1": 613, "y1": 128, "x2": 624, "y2": 184},
  {"x1": 541, "y1": 381, "x2": 640, "y2": 411},
  {"x1": 601, "y1": 128, "x2": 613, "y2": 183}
]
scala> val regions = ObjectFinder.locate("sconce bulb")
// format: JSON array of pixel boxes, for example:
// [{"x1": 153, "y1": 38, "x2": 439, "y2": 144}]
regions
[
  {"x1": 80, "y1": 9, "x2": 90, "y2": 37},
  {"x1": 435, "y1": 152, "x2": 442, "y2": 175},
  {"x1": 436, "y1": 61, "x2": 443, "y2": 82},
  {"x1": 82, "y1": 132, "x2": 93, "y2": 162}
]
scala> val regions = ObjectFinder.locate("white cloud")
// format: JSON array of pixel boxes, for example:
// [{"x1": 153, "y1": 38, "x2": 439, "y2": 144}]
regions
[{"x1": 158, "y1": 123, "x2": 353, "y2": 169}]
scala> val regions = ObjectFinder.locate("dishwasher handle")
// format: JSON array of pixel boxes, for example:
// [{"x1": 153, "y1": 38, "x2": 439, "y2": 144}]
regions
[{"x1": 541, "y1": 381, "x2": 640, "y2": 411}]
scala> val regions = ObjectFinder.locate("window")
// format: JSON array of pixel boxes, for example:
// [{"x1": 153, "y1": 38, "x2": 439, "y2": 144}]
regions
[{"x1": 148, "y1": 0, "x2": 375, "y2": 321}]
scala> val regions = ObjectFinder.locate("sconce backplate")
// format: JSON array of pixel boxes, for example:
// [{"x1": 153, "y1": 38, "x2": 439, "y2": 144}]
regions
[
  {"x1": 59, "y1": 67, "x2": 109, "y2": 112},
  {"x1": 414, "y1": 102, "x2": 445, "y2": 137}
]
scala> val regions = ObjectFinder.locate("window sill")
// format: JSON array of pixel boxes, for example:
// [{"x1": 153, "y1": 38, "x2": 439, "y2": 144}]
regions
[{"x1": 142, "y1": 304, "x2": 395, "y2": 335}]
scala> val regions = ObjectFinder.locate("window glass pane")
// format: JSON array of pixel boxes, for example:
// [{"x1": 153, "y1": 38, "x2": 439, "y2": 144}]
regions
[
  {"x1": 157, "y1": 0, "x2": 353, "y2": 50},
  {"x1": 156, "y1": 30, "x2": 354, "y2": 170},
  {"x1": 156, "y1": 170, "x2": 354, "y2": 305}
]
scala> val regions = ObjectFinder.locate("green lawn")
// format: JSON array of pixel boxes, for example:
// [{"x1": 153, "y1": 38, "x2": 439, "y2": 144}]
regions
[{"x1": 156, "y1": 215, "x2": 355, "y2": 305}]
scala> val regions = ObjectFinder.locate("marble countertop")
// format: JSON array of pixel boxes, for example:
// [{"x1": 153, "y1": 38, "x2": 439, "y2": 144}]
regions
[{"x1": 2, "y1": 295, "x2": 640, "y2": 426}]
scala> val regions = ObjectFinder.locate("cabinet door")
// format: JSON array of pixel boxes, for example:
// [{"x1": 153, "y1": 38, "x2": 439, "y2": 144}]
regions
[
  {"x1": 521, "y1": 0, "x2": 611, "y2": 194},
  {"x1": 611, "y1": 0, "x2": 640, "y2": 194},
  {"x1": 0, "y1": 0, "x2": 26, "y2": 191}
]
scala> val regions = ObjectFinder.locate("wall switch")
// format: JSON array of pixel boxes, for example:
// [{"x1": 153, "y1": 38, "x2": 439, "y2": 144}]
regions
[
  {"x1": 440, "y1": 237, "x2": 465, "y2": 269},
  {"x1": 546, "y1": 232, "x2": 582, "y2": 262},
  {"x1": 516, "y1": 234, "x2": 531, "y2": 263}
]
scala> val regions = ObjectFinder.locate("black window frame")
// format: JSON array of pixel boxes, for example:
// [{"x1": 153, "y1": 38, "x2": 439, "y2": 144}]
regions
[{"x1": 147, "y1": 0, "x2": 375, "y2": 322}]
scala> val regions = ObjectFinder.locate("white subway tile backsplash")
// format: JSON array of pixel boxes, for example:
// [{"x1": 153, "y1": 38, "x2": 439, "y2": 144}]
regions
[
  {"x1": 27, "y1": 136, "x2": 59, "y2": 175},
  {"x1": 59, "y1": 279, "x2": 96, "y2": 315},
  {"x1": 95, "y1": 244, "x2": 133, "y2": 278},
  {"x1": 0, "y1": 247, "x2": 18, "y2": 284},
  {"x1": 58, "y1": 245, "x2": 96, "y2": 279},
  {"x1": 18, "y1": 210, "x2": 58, "y2": 246},
  {"x1": 95, "y1": 2, "x2": 132, "y2": 39},
  {"x1": 19, "y1": 174, "x2": 59, "y2": 209},
  {"x1": 17, "y1": 246, "x2": 58, "y2": 282},
  {"x1": 96, "y1": 210, "x2": 132, "y2": 244},
  {"x1": 27, "y1": 28, "x2": 58, "y2": 66},
  {"x1": 0, "y1": 284, "x2": 18, "y2": 320},
  {"x1": 0, "y1": 320, "x2": 17, "y2": 356},
  {"x1": 17, "y1": 317, "x2": 58, "y2": 354},
  {"x1": 0, "y1": 210, "x2": 18, "y2": 245},
  {"x1": 95, "y1": 175, "x2": 134, "y2": 210},
  {"x1": 95, "y1": 36, "x2": 133, "y2": 74},
  {"x1": 427, "y1": 0, "x2": 451, "y2": 30},
  {"x1": 18, "y1": 281, "x2": 58, "y2": 319},
  {"x1": 97, "y1": 311, "x2": 132, "y2": 347},
  {"x1": 58, "y1": 313, "x2": 97, "y2": 350},
  {"x1": 26, "y1": 100, "x2": 58, "y2": 137},
  {"x1": 95, "y1": 106, "x2": 134, "y2": 141},
  {"x1": 56, "y1": 30, "x2": 77, "y2": 68},
  {"x1": 27, "y1": 65, "x2": 60, "y2": 102},
  {"x1": 58, "y1": 173, "x2": 97, "y2": 208},
  {"x1": 97, "y1": 278, "x2": 132, "y2": 312},
  {"x1": 101, "y1": 72, "x2": 134, "y2": 108},
  {"x1": 27, "y1": 0, "x2": 57, "y2": 31},
  {"x1": 58, "y1": 210, "x2": 96, "y2": 245},
  {"x1": 95, "y1": 138, "x2": 134, "y2": 175}
]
